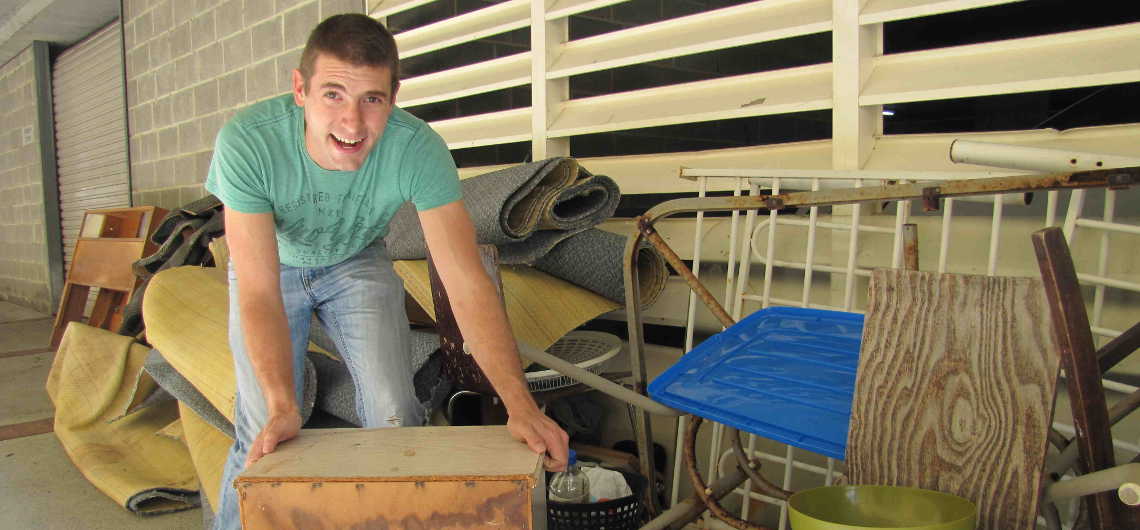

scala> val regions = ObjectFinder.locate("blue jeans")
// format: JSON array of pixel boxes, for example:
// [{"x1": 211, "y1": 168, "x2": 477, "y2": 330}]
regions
[{"x1": 213, "y1": 241, "x2": 424, "y2": 530}]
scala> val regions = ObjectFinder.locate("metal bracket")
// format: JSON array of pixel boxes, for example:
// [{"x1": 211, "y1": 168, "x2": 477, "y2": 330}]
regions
[
  {"x1": 1108, "y1": 172, "x2": 1136, "y2": 190},
  {"x1": 922, "y1": 186, "x2": 942, "y2": 212}
]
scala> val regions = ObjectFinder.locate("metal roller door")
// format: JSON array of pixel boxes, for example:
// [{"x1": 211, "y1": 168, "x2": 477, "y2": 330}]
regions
[{"x1": 52, "y1": 21, "x2": 130, "y2": 277}]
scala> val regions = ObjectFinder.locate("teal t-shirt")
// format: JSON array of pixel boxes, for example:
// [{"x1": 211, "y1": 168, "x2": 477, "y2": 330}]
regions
[{"x1": 205, "y1": 94, "x2": 461, "y2": 267}]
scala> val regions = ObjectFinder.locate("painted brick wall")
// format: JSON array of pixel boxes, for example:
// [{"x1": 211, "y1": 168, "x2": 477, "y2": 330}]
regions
[
  {"x1": 0, "y1": 46, "x2": 52, "y2": 313},
  {"x1": 124, "y1": 0, "x2": 363, "y2": 209}
]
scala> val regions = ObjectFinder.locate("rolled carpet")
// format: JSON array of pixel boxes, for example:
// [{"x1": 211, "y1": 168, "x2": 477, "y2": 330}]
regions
[
  {"x1": 384, "y1": 157, "x2": 667, "y2": 307},
  {"x1": 394, "y1": 260, "x2": 621, "y2": 354},
  {"x1": 384, "y1": 157, "x2": 621, "y2": 264},
  {"x1": 139, "y1": 349, "x2": 319, "y2": 440},
  {"x1": 143, "y1": 266, "x2": 237, "y2": 423},
  {"x1": 306, "y1": 326, "x2": 446, "y2": 427},
  {"x1": 178, "y1": 402, "x2": 231, "y2": 514},
  {"x1": 45, "y1": 323, "x2": 199, "y2": 515},
  {"x1": 534, "y1": 228, "x2": 669, "y2": 307}
]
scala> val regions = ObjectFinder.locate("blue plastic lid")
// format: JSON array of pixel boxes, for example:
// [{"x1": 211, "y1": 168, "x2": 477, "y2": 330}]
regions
[
  {"x1": 567, "y1": 449, "x2": 577, "y2": 467},
  {"x1": 649, "y1": 307, "x2": 863, "y2": 460}
]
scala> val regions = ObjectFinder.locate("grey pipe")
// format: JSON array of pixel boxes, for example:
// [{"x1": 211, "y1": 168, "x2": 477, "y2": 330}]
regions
[
  {"x1": 514, "y1": 342, "x2": 682, "y2": 417},
  {"x1": 1047, "y1": 462, "x2": 1140, "y2": 506},
  {"x1": 640, "y1": 466, "x2": 751, "y2": 530}
]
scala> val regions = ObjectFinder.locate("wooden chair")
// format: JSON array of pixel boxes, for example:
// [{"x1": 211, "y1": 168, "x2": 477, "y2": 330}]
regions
[
  {"x1": 683, "y1": 268, "x2": 1063, "y2": 530},
  {"x1": 683, "y1": 233, "x2": 1139, "y2": 530},
  {"x1": 50, "y1": 206, "x2": 166, "y2": 349}
]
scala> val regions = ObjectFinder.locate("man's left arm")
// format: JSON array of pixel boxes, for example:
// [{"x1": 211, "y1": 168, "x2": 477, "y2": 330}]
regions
[{"x1": 418, "y1": 200, "x2": 570, "y2": 472}]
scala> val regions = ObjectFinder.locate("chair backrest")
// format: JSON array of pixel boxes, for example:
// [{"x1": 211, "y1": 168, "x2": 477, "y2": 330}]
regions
[
  {"x1": 847, "y1": 269, "x2": 1060, "y2": 530},
  {"x1": 1033, "y1": 226, "x2": 1132, "y2": 529},
  {"x1": 427, "y1": 244, "x2": 503, "y2": 396}
]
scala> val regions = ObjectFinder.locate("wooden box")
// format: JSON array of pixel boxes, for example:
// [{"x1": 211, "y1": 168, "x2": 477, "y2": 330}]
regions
[{"x1": 236, "y1": 426, "x2": 547, "y2": 529}]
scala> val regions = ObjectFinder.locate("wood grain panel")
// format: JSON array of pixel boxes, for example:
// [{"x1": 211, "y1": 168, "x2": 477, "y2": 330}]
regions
[{"x1": 847, "y1": 269, "x2": 1059, "y2": 530}]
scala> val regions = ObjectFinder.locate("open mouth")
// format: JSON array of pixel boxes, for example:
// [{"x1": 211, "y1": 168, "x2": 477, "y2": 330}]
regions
[{"x1": 331, "y1": 133, "x2": 365, "y2": 152}]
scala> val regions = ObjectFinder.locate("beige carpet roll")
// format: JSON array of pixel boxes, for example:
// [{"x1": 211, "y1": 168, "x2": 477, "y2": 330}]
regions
[
  {"x1": 393, "y1": 261, "x2": 620, "y2": 355},
  {"x1": 143, "y1": 266, "x2": 236, "y2": 423},
  {"x1": 45, "y1": 323, "x2": 198, "y2": 515},
  {"x1": 179, "y1": 402, "x2": 231, "y2": 513}
]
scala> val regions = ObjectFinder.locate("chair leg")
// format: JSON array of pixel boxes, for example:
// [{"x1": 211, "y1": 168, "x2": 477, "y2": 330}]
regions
[{"x1": 1033, "y1": 227, "x2": 1122, "y2": 529}]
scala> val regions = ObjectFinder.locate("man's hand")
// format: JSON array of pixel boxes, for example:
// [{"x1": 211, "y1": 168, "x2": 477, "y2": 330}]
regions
[
  {"x1": 244, "y1": 410, "x2": 302, "y2": 467},
  {"x1": 507, "y1": 406, "x2": 570, "y2": 472}
]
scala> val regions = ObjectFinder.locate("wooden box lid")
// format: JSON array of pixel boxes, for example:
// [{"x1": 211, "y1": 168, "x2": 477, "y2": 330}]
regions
[{"x1": 237, "y1": 426, "x2": 543, "y2": 484}]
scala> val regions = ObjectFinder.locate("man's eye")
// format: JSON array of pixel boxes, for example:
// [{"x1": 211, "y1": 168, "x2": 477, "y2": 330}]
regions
[
  {"x1": 366, "y1": 96, "x2": 382, "y2": 104},
  {"x1": 324, "y1": 91, "x2": 339, "y2": 100}
]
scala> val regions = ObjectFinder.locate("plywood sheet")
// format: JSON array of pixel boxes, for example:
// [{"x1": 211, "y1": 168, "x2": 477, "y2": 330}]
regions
[
  {"x1": 847, "y1": 269, "x2": 1059, "y2": 530},
  {"x1": 239, "y1": 426, "x2": 541, "y2": 482}
]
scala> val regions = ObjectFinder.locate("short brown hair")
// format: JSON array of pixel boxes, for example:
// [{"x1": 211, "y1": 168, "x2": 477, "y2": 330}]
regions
[{"x1": 299, "y1": 14, "x2": 399, "y2": 93}]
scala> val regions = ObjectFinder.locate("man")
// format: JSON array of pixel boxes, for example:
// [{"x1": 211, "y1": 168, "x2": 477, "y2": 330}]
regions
[{"x1": 205, "y1": 14, "x2": 569, "y2": 529}]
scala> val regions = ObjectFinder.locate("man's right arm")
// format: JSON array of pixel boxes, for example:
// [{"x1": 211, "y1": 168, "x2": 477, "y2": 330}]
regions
[{"x1": 225, "y1": 208, "x2": 302, "y2": 466}]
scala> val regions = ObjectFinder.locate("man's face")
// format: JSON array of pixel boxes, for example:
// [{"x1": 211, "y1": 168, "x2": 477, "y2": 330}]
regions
[{"x1": 292, "y1": 53, "x2": 397, "y2": 171}]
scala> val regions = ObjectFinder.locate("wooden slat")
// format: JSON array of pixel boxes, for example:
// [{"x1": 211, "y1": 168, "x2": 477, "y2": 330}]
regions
[
  {"x1": 399, "y1": 52, "x2": 531, "y2": 108},
  {"x1": 848, "y1": 269, "x2": 1059, "y2": 530},
  {"x1": 394, "y1": 0, "x2": 529, "y2": 59},
  {"x1": 862, "y1": 22, "x2": 1140, "y2": 105},
  {"x1": 0, "y1": 418, "x2": 54, "y2": 441},
  {"x1": 549, "y1": 64, "x2": 832, "y2": 138},
  {"x1": 859, "y1": 0, "x2": 1025, "y2": 25},
  {"x1": 548, "y1": 0, "x2": 831, "y2": 79},
  {"x1": 0, "y1": 348, "x2": 54, "y2": 359},
  {"x1": 429, "y1": 107, "x2": 531, "y2": 149}
]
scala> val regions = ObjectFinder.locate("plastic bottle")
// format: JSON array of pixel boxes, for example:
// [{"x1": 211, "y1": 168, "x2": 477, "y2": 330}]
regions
[{"x1": 548, "y1": 449, "x2": 590, "y2": 503}]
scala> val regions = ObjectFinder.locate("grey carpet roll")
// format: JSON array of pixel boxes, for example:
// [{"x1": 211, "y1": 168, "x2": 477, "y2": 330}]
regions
[
  {"x1": 142, "y1": 349, "x2": 318, "y2": 439},
  {"x1": 385, "y1": 158, "x2": 621, "y2": 264},
  {"x1": 533, "y1": 228, "x2": 670, "y2": 307},
  {"x1": 127, "y1": 488, "x2": 200, "y2": 516},
  {"x1": 308, "y1": 323, "x2": 444, "y2": 426},
  {"x1": 383, "y1": 157, "x2": 668, "y2": 306}
]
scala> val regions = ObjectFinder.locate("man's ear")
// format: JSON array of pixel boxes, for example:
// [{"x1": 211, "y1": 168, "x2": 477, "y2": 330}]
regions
[
  {"x1": 292, "y1": 69, "x2": 306, "y2": 106},
  {"x1": 391, "y1": 80, "x2": 400, "y2": 106}
]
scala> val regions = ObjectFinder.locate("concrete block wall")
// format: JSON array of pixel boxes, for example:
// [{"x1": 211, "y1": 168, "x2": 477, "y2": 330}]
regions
[
  {"x1": 0, "y1": 47, "x2": 52, "y2": 313},
  {"x1": 124, "y1": 0, "x2": 363, "y2": 210}
]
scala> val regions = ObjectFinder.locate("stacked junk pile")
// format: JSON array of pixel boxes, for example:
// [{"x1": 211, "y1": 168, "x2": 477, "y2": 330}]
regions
[{"x1": 45, "y1": 157, "x2": 669, "y2": 518}]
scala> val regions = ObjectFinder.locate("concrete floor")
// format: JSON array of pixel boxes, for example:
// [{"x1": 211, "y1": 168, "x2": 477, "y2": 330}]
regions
[{"x1": 0, "y1": 301, "x2": 202, "y2": 529}]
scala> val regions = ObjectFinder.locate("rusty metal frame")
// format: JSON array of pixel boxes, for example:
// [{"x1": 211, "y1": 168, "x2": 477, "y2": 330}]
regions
[{"x1": 620, "y1": 166, "x2": 1138, "y2": 527}]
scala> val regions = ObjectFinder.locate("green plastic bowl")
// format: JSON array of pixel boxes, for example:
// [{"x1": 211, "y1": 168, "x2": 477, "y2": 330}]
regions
[{"x1": 788, "y1": 485, "x2": 976, "y2": 530}]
